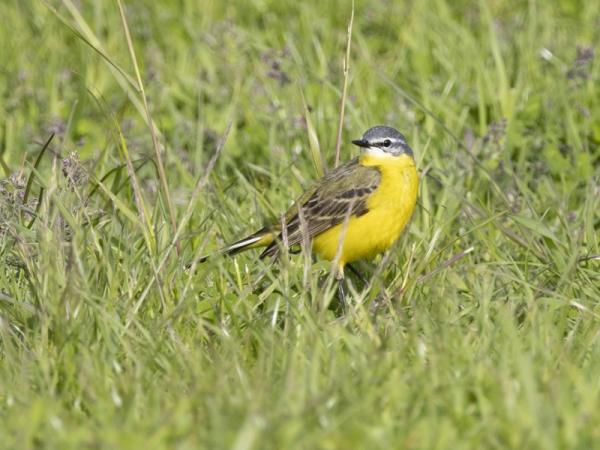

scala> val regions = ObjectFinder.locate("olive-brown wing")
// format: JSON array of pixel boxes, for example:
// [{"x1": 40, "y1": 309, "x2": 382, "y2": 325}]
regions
[{"x1": 260, "y1": 158, "x2": 381, "y2": 258}]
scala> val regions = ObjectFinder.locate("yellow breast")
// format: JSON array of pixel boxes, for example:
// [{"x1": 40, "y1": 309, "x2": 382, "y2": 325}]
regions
[{"x1": 312, "y1": 153, "x2": 418, "y2": 268}]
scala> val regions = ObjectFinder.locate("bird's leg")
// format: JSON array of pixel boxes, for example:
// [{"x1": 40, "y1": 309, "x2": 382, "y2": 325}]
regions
[
  {"x1": 335, "y1": 266, "x2": 347, "y2": 313},
  {"x1": 337, "y1": 280, "x2": 346, "y2": 310},
  {"x1": 346, "y1": 263, "x2": 368, "y2": 287}
]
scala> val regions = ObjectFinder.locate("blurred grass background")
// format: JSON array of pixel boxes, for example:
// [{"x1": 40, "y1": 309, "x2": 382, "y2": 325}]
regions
[{"x1": 1, "y1": 0, "x2": 599, "y2": 448}]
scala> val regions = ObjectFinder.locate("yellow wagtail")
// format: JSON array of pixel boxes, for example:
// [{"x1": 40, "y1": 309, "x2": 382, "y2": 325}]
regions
[{"x1": 203, "y1": 125, "x2": 418, "y2": 288}]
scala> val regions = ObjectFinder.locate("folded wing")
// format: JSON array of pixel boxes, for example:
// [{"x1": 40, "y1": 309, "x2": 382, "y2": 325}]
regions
[{"x1": 260, "y1": 157, "x2": 381, "y2": 258}]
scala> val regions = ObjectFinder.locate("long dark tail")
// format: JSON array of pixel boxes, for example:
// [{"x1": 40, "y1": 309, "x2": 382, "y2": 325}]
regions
[{"x1": 189, "y1": 228, "x2": 276, "y2": 266}]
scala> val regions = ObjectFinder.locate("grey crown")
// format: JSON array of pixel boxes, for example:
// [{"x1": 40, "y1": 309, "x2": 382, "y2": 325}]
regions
[{"x1": 354, "y1": 125, "x2": 413, "y2": 156}]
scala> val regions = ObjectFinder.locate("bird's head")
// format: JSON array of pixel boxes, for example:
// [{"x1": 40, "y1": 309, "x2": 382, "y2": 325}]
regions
[{"x1": 352, "y1": 126, "x2": 413, "y2": 158}]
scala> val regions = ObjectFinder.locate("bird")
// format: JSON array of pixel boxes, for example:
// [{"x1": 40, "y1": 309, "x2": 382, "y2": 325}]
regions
[{"x1": 199, "y1": 125, "x2": 418, "y2": 297}]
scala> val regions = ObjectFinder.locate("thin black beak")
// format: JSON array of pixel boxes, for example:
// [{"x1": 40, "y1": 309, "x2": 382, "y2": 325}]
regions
[{"x1": 352, "y1": 139, "x2": 369, "y2": 148}]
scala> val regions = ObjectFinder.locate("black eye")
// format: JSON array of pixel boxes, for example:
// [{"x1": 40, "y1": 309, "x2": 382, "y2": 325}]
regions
[{"x1": 383, "y1": 139, "x2": 392, "y2": 147}]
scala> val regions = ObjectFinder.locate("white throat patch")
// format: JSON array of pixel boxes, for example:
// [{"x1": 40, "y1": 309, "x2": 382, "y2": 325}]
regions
[{"x1": 365, "y1": 147, "x2": 394, "y2": 158}]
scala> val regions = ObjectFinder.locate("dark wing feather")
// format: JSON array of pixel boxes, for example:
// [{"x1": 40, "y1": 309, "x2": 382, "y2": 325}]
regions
[{"x1": 260, "y1": 157, "x2": 380, "y2": 258}]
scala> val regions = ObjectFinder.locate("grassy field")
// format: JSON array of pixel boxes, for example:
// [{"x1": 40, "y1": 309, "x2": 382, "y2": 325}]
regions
[{"x1": 1, "y1": 0, "x2": 599, "y2": 448}]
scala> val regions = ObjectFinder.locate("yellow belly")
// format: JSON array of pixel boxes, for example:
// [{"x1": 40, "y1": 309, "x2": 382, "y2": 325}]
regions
[{"x1": 312, "y1": 154, "x2": 418, "y2": 268}]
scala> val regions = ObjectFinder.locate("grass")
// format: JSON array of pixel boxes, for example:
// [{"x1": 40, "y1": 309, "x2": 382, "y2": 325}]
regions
[{"x1": 1, "y1": 0, "x2": 599, "y2": 448}]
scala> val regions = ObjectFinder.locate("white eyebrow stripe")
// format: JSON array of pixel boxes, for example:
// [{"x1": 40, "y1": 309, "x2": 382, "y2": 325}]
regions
[{"x1": 373, "y1": 138, "x2": 399, "y2": 145}]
